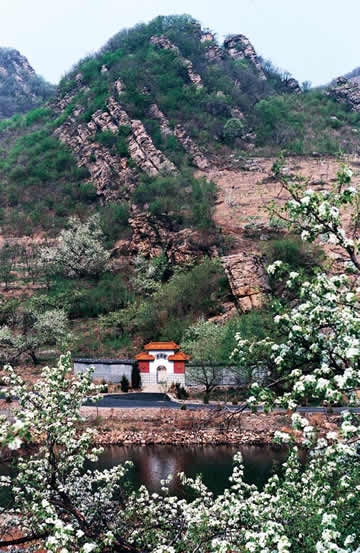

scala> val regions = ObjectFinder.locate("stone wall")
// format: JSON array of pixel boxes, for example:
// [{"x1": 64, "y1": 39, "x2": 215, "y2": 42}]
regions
[
  {"x1": 74, "y1": 358, "x2": 134, "y2": 383},
  {"x1": 185, "y1": 364, "x2": 267, "y2": 387}
]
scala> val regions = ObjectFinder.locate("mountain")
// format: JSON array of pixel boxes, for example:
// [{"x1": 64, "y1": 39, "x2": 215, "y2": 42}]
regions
[
  {"x1": 341, "y1": 66, "x2": 360, "y2": 85},
  {"x1": 0, "y1": 14, "x2": 359, "y2": 361},
  {"x1": 0, "y1": 47, "x2": 55, "y2": 119}
]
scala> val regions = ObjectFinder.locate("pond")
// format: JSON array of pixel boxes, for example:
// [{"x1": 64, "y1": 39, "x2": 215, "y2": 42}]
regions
[
  {"x1": 0, "y1": 444, "x2": 288, "y2": 506},
  {"x1": 93, "y1": 445, "x2": 288, "y2": 495}
]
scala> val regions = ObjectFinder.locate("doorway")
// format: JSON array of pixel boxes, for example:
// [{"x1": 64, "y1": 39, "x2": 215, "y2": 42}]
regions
[{"x1": 157, "y1": 365, "x2": 167, "y2": 384}]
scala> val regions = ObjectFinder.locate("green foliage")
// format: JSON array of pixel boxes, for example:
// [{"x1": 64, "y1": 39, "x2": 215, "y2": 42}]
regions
[
  {"x1": 0, "y1": 127, "x2": 93, "y2": 234},
  {"x1": 94, "y1": 127, "x2": 131, "y2": 157},
  {"x1": 175, "y1": 382, "x2": 189, "y2": 399},
  {"x1": 133, "y1": 173, "x2": 217, "y2": 230},
  {"x1": 182, "y1": 308, "x2": 278, "y2": 365},
  {"x1": 44, "y1": 273, "x2": 132, "y2": 319},
  {"x1": 262, "y1": 236, "x2": 324, "y2": 274},
  {"x1": 223, "y1": 117, "x2": 244, "y2": 142},
  {"x1": 99, "y1": 202, "x2": 130, "y2": 246},
  {"x1": 0, "y1": 243, "x2": 17, "y2": 289},
  {"x1": 25, "y1": 107, "x2": 51, "y2": 126},
  {"x1": 0, "y1": 298, "x2": 19, "y2": 326},
  {"x1": 221, "y1": 309, "x2": 278, "y2": 361},
  {"x1": 255, "y1": 91, "x2": 360, "y2": 154},
  {"x1": 125, "y1": 258, "x2": 230, "y2": 342},
  {"x1": 120, "y1": 374, "x2": 129, "y2": 392},
  {"x1": 131, "y1": 364, "x2": 142, "y2": 389},
  {"x1": 0, "y1": 48, "x2": 55, "y2": 119}
]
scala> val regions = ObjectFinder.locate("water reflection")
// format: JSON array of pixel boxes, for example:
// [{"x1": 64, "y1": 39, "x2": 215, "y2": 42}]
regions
[
  {"x1": 93, "y1": 445, "x2": 288, "y2": 495},
  {"x1": 0, "y1": 445, "x2": 289, "y2": 508}
]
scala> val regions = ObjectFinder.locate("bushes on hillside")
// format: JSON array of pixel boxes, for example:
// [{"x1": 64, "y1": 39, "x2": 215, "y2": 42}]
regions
[
  {"x1": 133, "y1": 173, "x2": 217, "y2": 230},
  {"x1": 262, "y1": 236, "x2": 324, "y2": 275},
  {"x1": 110, "y1": 258, "x2": 230, "y2": 342},
  {"x1": 254, "y1": 91, "x2": 360, "y2": 154}
]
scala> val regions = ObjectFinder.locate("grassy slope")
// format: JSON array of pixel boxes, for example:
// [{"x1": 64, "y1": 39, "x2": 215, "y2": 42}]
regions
[{"x1": 0, "y1": 14, "x2": 359, "y2": 361}]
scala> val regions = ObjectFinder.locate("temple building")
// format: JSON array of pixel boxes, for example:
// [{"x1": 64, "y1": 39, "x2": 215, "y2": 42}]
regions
[{"x1": 136, "y1": 341, "x2": 190, "y2": 388}]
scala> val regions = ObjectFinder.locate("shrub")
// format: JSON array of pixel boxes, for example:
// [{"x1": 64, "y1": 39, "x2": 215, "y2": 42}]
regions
[
  {"x1": 175, "y1": 382, "x2": 189, "y2": 399},
  {"x1": 262, "y1": 236, "x2": 324, "y2": 274},
  {"x1": 120, "y1": 375, "x2": 129, "y2": 393},
  {"x1": 99, "y1": 202, "x2": 130, "y2": 246},
  {"x1": 46, "y1": 273, "x2": 132, "y2": 319},
  {"x1": 131, "y1": 364, "x2": 142, "y2": 390},
  {"x1": 133, "y1": 173, "x2": 217, "y2": 231},
  {"x1": 223, "y1": 118, "x2": 244, "y2": 141},
  {"x1": 134, "y1": 258, "x2": 230, "y2": 341}
]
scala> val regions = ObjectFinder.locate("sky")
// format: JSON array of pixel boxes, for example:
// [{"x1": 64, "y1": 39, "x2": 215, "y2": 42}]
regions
[{"x1": 1, "y1": 0, "x2": 360, "y2": 87}]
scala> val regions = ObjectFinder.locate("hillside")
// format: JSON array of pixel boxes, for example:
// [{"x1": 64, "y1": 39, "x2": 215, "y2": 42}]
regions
[
  {"x1": 0, "y1": 48, "x2": 55, "y2": 119},
  {"x1": 341, "y1": 66, "x2": 360, "y2": 85},
  {"x1": 0, "y1": 14, "x2": 359, "y2": 363}
]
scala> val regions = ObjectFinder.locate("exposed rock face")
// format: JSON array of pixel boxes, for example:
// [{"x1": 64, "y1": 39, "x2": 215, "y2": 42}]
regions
[
  {"x1": 128, "y1": 213, "x2": 217, "y2": 264},
  {"x1": 221, "y1": 252, "x2": 270, "y2": 312},
  {"x1": 148, "y1": 103, "x2": 173, "y2": 137},
  {"x1": 327, "y1": 77, "x2": 360, "y2": 113},
  {"x1": 55, "y1": 113, "x2": 133, "y2": 202},
  {"x1": 54, "y1": 95, "x2": 176, "y2": 200},
  {"x1": 0, "y1": 48, "x2": 35, "y2": 83},
  {"x1": 200, "y1": 32, "x2": 225, "y2": 63},
  {"x1": 150, "y1": 35, "x2": 203, "y2": 89},
  {"x1": 148, "y1": 103, "x2": 209, "y2": 169},
  {"x1": 0, "y1": 48, "x2": 54, "y2": 118},
  {"x1": 223, "y1": 35, "x2": 266, "y2": 80},
  {"x1": 173, "y1": 126, "x2": 209, "y2": 169},
  {"x1": 283, "y1": 77, "x2": 302, "y2": 95}
]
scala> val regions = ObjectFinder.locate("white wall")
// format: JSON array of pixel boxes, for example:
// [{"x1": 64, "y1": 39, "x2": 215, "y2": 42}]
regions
[{"x1": 148, "y1": 349, "x2": 176, "y2": 375}]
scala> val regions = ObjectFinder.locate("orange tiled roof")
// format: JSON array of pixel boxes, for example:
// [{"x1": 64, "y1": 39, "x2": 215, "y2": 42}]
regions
[
  {"x1": 168, "y1": 351, "x2": 191, "y2": 361},
  {"x1": 144, "y1": 341, "x2": 180, "y2": 351},
  {"x1": 135, "y1": 352, "x2": 155, "y2": 361}
]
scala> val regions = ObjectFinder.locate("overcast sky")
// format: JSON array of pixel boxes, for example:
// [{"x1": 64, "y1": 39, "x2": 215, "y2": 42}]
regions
[{"x1": 1, "y1": 0, "x2": 359, "y2": 86}]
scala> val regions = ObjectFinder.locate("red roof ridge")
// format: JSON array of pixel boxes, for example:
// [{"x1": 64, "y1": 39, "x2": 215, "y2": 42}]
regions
[
  {"x1": 168, "y1": 351, "x2": 191, "y2": 361},
  {"x1": 135, "y1": 352, "x2": 155, "y2": 361},
  {"x1": 144, "y1": 341, "x2": 180, "y2": 351}
]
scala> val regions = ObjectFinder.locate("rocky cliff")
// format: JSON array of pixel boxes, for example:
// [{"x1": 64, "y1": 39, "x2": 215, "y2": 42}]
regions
[
  {"x1": 327, "y1": 76, "x2": 360, "y2": 113},
  {"x1": 1, "y1": 14, "x2": 360, "y2": 352},
  {"x1": 224, "y1": 35, "x2": 266, "y2": 80},
  {"x1": 0, "y1": 48, "x2": 55, "y2": 118}
]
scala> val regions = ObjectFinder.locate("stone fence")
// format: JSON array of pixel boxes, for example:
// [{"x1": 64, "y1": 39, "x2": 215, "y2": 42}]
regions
[
  {"x1": 74, "y1": 358, "x2": 135, "y2": 383},
  {"x1": 73, "y1": 358, "x2": 267, "y2": 387}
]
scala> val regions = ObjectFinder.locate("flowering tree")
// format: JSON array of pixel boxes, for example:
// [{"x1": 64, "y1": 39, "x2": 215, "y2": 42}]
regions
[
  {"x1": 40, "y1": 214, "x2": 110, "y2": 279},
  {"x1": 0, "y1": 307, "x2": 70, "y2": 365},
  {"x1": 1, "y1": 166, "x2": 360, "y2": 552},
  {"x1": 182, "y1": 319, "x2": 226, "y2": 398},
  {"x1": 232, "y1": 165, "x2": 360, "y2": 410}
]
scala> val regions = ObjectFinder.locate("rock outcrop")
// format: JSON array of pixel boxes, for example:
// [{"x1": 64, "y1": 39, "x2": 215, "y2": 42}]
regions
[
  {"x1": 55, "y1": 95, "x2": 176, "y2": 200},
  {"x1": 0, "y1": 48, "x2": 35, "y2": 83},
  {"x1": 223, "y1": 35, "x2": 266, "y2": 80},
  {"x1": 0, "y1": 48, "x2": 54, "y2": 118},
  {"x1": 173, "y1": 126, "x2": 209, "y2": 169},
  {"x1": 55, "y1": 113, "x2": 134, "y2": 202},
  {"x1": 148, "y1": 103, "x2": 209, "y2": 169},
  {"x1": 221, "y1": 252, "x2": 270, "y2": 312},
  {"x1": 283, "y1": 77, "x2": 302, "y2": 95},
  {"x1": 327, "y1": 77, "x2": 360, "y2": 113},
  {"x1": 200, "y1": 32, "x2": 225, "y2": 63},
  {"x1": 150, "y1": 35, "x2": 203, "y2": 89},
  {"x1": 128, "y1": 213, "x2": 218, "y2": 264}
]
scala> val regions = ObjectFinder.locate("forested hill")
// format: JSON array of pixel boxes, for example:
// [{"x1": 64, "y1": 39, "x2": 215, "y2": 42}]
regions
[
  {"x1": 1, "y1": 15, "x2": 360, "y2": 236},
  {"x1": 0, "y1": 48, "x2": 55, "y2": 119},
  {"x1": 0, "y1": 14, "x2": 360, "y2": 361}
]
